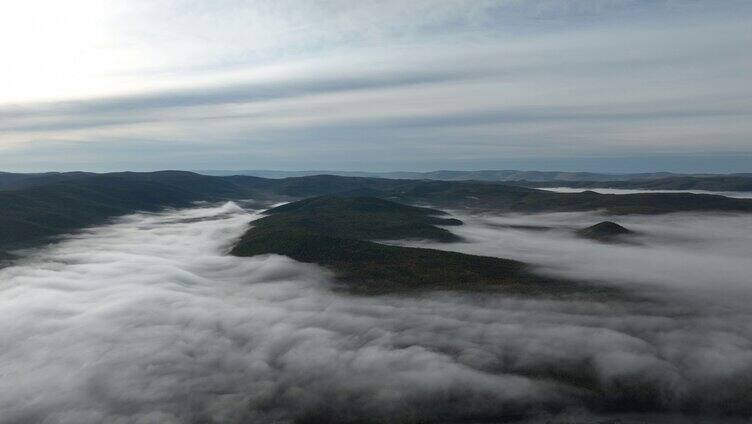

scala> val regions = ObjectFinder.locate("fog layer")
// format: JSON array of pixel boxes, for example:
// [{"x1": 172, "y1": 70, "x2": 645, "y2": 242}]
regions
[
  {"x1": 540, "y1": 186, "x2": 752, "y2": 199},
  {"x1": 1, "y1": 202, "x2": 752, "y2": 423}
]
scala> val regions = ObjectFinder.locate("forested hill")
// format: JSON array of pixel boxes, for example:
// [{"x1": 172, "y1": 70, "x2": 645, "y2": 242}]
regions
[
  {"x1": 2, "y1": 170, "x2": 752, "y2": 254},
  {"x1": 0, "y1": 171, "x2": 266, "y2": 250},
  {"x1": 230, "y1": 196, "x2": 564, "y2": 293}
]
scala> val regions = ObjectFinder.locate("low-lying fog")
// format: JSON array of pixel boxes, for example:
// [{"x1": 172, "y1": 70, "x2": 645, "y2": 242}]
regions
[
  {"x1": 403, "y1": 210, "x2": 752, "y2": 304},
  {"x1": 1, "y1": 200, "x2": 752, "y2": 423},
  {"x1": 540, "y1": 186, "x2": 752, "y2": 199}
]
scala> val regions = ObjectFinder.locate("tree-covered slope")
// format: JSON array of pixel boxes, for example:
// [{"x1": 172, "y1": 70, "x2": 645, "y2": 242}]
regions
[
  {"x1": 250, "y1": 196, "x2": 463, "y2": 242},
  {"x1": 231, "y1": 196, "x2": 569, "y2": 292},
  {"x1": 0, "y1": 171, "x2": 96, "y2": 190},
  {"x1": 0, "y1": 172, "x2": 269, "y2": 250}
]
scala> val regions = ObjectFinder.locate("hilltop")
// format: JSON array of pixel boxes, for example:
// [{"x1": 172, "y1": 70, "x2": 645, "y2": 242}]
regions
[{"x1": 577, "y1": 221, "x2": 634, "y2": 242}]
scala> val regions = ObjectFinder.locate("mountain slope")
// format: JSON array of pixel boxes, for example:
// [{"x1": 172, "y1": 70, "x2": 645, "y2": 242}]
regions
[
  {"x1": 0, "y1": 171, "x2": 95, "y2": 190},
  {"x1": 0, "y1": 172, "x2": 270, "y2": 250},
  {"x1": 231, "y1": 196, "x2": 564, "y2": 292},
  {"x1": 237, "y1": 196, "x2": 463, "y2": 243}
]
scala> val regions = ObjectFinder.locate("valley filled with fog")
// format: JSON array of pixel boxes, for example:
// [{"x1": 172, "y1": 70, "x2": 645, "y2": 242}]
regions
[
  {"x1": 1, "y1": 198, "x2": 752, "y2": 423},
  {"x1": 3, "y1": 0, "x2": 751, "y2": 421}
]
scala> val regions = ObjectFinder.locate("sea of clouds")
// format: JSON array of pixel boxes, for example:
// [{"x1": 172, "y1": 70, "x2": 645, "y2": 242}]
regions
[{"x1": 1, "y1": 200, "x2": 752, "y2": 423}]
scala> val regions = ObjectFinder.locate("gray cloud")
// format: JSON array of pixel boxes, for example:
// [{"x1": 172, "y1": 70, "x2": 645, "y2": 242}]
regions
[
  {"x1": 2, "y1": 200, "x2": 752, "y2": 422},
  {"x1": 0, "y1": 70, "x2": 479, "y2": 133},
  {"x1": 1, "y1": 1, "x2": 752, "y2": 171}
]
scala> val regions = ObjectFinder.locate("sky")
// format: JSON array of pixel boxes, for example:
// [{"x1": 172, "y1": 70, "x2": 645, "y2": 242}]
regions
[{"x1": 0, "y1": 0, "x2": 751, "y2": 173}]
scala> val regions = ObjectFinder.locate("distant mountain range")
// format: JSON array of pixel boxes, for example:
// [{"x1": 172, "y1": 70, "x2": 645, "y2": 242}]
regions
[
  {"x1": 517, "y1": 175, "x2": 752, "y2": 191},
  {"x1": 2, "y1": 170, "x2": 752, "y2": 257},
  {"x1": 7, "y1": 169, "x2": 752, "y2": 190},
  {"x1": 195, "y1": 169, "x2": 751, "y2": 182},
  {"x1": 0, "y1": 171, "x2": 95, "y2": 190}
]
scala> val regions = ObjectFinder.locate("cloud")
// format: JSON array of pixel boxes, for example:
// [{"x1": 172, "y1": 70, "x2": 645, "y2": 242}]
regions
[
  {"x1": 2, "y1": 200, "x2": 752, "y2": 422},
  {"x1": 1, "y1": 1, "x2": 751, "y2": 171}
]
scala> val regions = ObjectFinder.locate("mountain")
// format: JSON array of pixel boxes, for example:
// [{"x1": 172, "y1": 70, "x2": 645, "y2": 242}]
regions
[
  {"x1": 258, "y1": 196, "x2": 463, "y2": 242},
  {"x1": 234, "y1": 196, "x2": 463, "y2": 244},
  {"x1": 0, "y1": 171, "x2": 95, "y2": 190},
  {"x1": 517, "y1": 175, "x2": 752, "y2": 192},
  {"x1": 2, "y1": 171, "x2": 752, "y2": 256},
  {"x1": 413, "y1": 170, "x2": 679, "y2": 182},
  {"x1": 232, "y1": 174, "x2": 752, "y2": 214},
  {"x1": 196, "y1": 169, "x2": 423, "y2": 179},
  {"x1": 577, "y1": 221, "x2": 633, "y2": 242},
  {"x1": 199, "y1": 169, "x2": 752, "y2": 191},
  {"x1": 0, "y1": 171, "x2": 271, "y2": 251},
  {"x1": 365, "y1": 180, "x2": 752, "y2": 214},
  {"x1": 196, "y1": 169, "x2": 684, "y2": 182},
  {"x1": 231, "y1": 196, "x2": 574, "y2": 293}
]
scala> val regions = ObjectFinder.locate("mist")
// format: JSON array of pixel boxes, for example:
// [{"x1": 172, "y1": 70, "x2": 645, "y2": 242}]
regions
[
  {"x1": 405, "y1": 209, "x2": 752, "y2": 302},
  {"x1": 1, "y1": 201, "x2": 752, "y2": 423},
  {"x1": 540, "y1": 187, "x2": 752, "y2": 199}
]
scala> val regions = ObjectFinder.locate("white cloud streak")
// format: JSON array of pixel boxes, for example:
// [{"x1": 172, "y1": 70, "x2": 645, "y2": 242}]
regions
[{"x1": 0, "y1": 1, "x2": 751, "y2": 171}]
